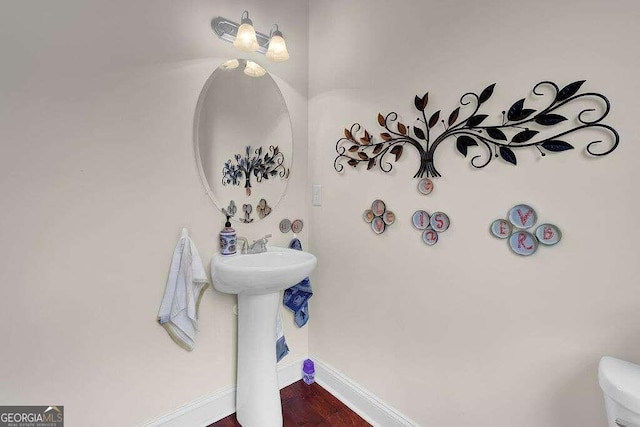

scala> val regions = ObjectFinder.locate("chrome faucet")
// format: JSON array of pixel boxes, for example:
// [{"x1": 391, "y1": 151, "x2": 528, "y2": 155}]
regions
[
  {"x1": 238, "y1": 234, "x2": 272, "y2": 254},
  {"x1": 236, "y1": 236, "x2": 249, "y2": 254}
]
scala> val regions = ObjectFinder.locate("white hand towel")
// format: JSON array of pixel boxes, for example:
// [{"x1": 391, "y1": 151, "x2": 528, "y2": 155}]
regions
[{"x1": 158, "y1": 228, "x2": 209, "y2": 351}]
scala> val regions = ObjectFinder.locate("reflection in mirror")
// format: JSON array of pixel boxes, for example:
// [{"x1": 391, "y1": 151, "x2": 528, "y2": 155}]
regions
[
  {"x1": 222, "y1": 145, "x2": 289, "y2": 197},
  {"x1": 194, "y1": 59, "x2": 292, "y2": 223}
]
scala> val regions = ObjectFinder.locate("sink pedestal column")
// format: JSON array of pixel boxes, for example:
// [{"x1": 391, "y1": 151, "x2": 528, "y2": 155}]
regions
[{"x1": 236, "y1": 292, "x2": 283, "y2": 427}]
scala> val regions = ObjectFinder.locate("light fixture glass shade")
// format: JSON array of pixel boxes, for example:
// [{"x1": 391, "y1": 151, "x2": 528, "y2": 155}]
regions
[
  {"x1": 233, "y1": 18, "x2": 259, "y2": 52},
  {"x1": 266, "y1": 31, "x2": 290, "y2": 62},
  {"x1": 221, "y1": 59, "x2": 240, "y2": 69},
  {"x1": 243, "y1": 60, "x2": 266, "y2": 77}
]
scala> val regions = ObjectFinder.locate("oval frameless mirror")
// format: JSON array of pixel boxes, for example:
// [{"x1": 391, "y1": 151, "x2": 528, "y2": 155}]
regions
[{"x1": 194, "y1": 59, "x2": 292, "y2": 223}]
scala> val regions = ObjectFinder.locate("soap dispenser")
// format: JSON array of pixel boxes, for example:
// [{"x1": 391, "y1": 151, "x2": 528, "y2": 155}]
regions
[{"x1": 220, "y1": 211, "x2": 237, "y2": 256}]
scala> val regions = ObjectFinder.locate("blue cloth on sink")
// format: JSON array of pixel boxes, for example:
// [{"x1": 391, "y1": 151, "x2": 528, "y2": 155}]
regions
[
  {"x1": 283, "y1": 238, "x2": 313, "y2": 327},
  {"x1": 276, "y1": 310, "x2": 289, "y2": 362},
  {"x1": 276, "y1": 335, "x2": 289, "y2": 362}
]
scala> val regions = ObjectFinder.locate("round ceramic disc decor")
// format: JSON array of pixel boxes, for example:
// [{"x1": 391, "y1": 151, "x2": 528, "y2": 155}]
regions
[
  {"x1": 371, "y1": 217, "x2": 386, "y2": 234},
  {"x1": 422, "y1": 228, "x2": 439, "y2": 246},
  {"x1": 412, "y1": 210, "x2": 430, "y2": 230},
  {"x1": 365, "y1": 200, "x2": 395, "y2": 235},
  {"x1": 417, "y1": 178, "x2": 434, "y2": 195},
  {"x1": 508, "y1": 204, "x2": 537, "y2": 229},
  {"x1": 508, "y1": 230, "x2": 538, "y2": 256},
  {"x1": 383, "y1": 211, "x2": 396, "y2": 225},
  {"x1": 362, "y1": 209, "x2": 375, "y2": 223},
  {"x1": 291, "y1": 219, "x2": 304, "y2": 233},
  {"x1": 429, "y1": 212, "x2": 450, "y2": 232},
  {"x1": 279, "y1": 219, "x2": 292, "y2": 233},
  {"x1": 490, "y1": 219, "x2": 512, "y2": 239},
  {"x1": 371, "y1": 199, "x2": 386, "y2": 217},
  {"x1": 492, "y1": 204, "x2": 562, "y2": 256},
  {"x1": 535, "y1": 223, "x2": 562, "y2": 246}
]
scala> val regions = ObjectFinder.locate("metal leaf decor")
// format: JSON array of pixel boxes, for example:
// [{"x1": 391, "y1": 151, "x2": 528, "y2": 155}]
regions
[{"x1": 334, "y1": 81, "x2": 619, "y2": 178}]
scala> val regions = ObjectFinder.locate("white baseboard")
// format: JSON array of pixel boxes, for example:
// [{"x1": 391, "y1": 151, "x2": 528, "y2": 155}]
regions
[
  {"x1": 138, "y1": 357, "x2": 305, "y2": 427},
  {"x1": 139, "y1": 356, "x2": 417, "y2": 427},
  {"x1": 313, "y1": 358, "x2": 418, "y2": 427}
]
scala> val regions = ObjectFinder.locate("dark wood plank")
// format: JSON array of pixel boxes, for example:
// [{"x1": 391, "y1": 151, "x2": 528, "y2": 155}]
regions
[
  {"x1": 208, "y1": 380, "x2": 371, "y2": 427},
  {"x1": 209, "y1": 415, "x2": 240, "y2": 427}
]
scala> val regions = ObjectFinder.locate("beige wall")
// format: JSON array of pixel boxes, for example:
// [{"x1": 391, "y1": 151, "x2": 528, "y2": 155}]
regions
[
  {"x1": 0, "y1": 1, "x2": 308, "y2": 426},
  {"x1": 308, "y1": 0, "x2": 640, "y2": 426},
  {"x1": 3, "y1": 0, "x2": 640, "y2": 426}
]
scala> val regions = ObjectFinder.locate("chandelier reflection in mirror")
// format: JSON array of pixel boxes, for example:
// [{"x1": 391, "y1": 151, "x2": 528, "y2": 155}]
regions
[
  {"x1": 334, "y1": 80, "x2": 619, "y2": 179},
  {"x1": 222, "y1": 145, "x2": 290, "y2": 196},
  {"x1": 221, "y1": 58, "x2": 266, "y2": 78}
]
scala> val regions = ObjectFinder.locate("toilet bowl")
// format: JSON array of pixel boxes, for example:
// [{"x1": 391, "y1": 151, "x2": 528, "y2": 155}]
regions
[{"x1": 599, "y1": 356, "x2": 640, "y2": 427}]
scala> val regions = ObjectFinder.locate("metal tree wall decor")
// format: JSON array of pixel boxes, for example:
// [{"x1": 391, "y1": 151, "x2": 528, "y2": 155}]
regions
[
  {"x1": 222, "y1": 145, "x2": 290, "y2": 196},
  {"x1": 334, "y1": 80, "x2": 619, "y2": 179}
]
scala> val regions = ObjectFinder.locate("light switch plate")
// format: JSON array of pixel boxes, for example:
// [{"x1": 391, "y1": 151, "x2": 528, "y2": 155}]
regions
[{"x1": 312, "y1": 184, "x2": 322, "y2": 206}]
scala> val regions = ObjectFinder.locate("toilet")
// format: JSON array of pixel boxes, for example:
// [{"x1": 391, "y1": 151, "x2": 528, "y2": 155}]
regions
[{"x1": 599, "y1": 356, "x2": 640, "y2": 427}]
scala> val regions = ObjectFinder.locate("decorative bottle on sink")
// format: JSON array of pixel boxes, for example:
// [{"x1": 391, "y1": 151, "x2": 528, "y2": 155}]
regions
[{"x1": 219, "y1": 213, "x2": 236, "y2": 256}]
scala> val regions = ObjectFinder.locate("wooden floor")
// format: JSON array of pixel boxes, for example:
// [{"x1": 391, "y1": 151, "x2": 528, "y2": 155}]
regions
[{"x1": 209, "y1": 380, "x2": 371, "y2": 427}]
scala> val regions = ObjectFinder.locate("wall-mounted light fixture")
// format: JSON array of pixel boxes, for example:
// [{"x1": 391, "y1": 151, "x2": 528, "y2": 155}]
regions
[
  {"x1": 265, "y1": 25, "x2": 289, "y2": 62},
  {"x1": 233, "y1": 11, "x2": 258, "y2": 52},
  {"x1": 212, "y1": 11, "x2": 290, "y2": 61}
]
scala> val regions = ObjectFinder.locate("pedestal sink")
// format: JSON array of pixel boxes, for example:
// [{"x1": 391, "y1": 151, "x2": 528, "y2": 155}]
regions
[{"x1": 211, "y1": 246, "x2": 317, "y2": 427}]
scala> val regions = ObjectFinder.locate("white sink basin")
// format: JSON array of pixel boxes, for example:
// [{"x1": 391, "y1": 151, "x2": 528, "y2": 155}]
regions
[
  {"x1": 210, "y1": 245, "x2": 317, "y2": 427},
  {"x1": 211, "y1": 246, "x2": 317, "y2": 295}
]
